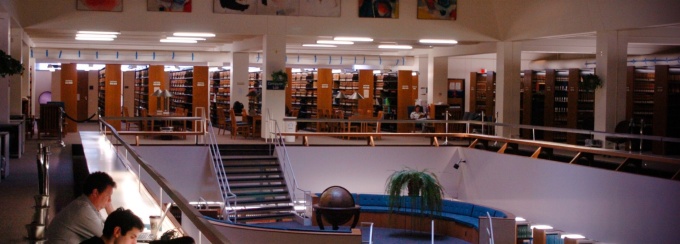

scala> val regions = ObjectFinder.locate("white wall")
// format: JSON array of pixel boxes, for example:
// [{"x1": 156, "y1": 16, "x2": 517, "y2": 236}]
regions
[
  {"x1": 283, "y1": 146, "x2": 680, "y2": 244},
  {"x1": 34, "y1": 71, "x2": 52, "y2": 118},
  {"x1": 132, "y1": 146, "x2": 222, "y2": 203}
]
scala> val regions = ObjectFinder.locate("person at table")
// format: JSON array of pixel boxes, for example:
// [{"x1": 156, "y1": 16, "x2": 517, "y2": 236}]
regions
[
  {"x1": 410, "y1": 105, "x2": 428, "y2": 132},
  {"x1": 46, "y1": 171, "x2": 117, "y2": 243},
  {"x1": 80, "y1": 207, "x2": 144, "y2": 244}
]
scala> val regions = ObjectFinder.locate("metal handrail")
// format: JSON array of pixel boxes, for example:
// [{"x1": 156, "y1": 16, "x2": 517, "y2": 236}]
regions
[
  {"x1": 268, "y1": 114, "x2": 312, "y2": 217},
  {"x1": 98, "y1": 118, "x2": 231, "y2": 243},
  {"x1": 199, "y1": 107, "x2": 238, "y2": 222}
]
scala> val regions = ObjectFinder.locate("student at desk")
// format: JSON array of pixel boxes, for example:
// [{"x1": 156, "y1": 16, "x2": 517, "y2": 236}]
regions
[
  {"x1": 410, "y1": 105, "x2": 427, "y2": 132},
  {"x1": 80, "y1": 208, "x2": 144, "y2": 244}
]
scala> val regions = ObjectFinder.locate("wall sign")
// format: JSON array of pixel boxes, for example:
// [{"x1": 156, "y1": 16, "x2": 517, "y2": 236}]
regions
[
  {"x1": 321, "y1": 84, "x2": 329, "y2": 89},
  {"x1": 153, "y1": 81, "x2": 161, "y2": 86},
  {"x1": 197, "y1": 82, "x2": 205, "y2": 87},
  {"x1": 402, "y1": 85, "x2": 409, "y2": 90},
  {"x1": 65, "y1": 80, "x2": 73, "y2": 85},
  {"x1": 110, "y1": 80, "x2": 118, "y2": 85},
  {"x1": 266, "y1": 80, "x2": 286, "y2": 90}
]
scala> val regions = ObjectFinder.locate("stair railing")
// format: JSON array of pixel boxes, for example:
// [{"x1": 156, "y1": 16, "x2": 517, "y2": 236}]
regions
[
  {"x1": 267, "y1": 110, "x2": 312, "y2": 218},
  {"x1": 197, "y1": 107, "x2": 237, "y2": 222}
]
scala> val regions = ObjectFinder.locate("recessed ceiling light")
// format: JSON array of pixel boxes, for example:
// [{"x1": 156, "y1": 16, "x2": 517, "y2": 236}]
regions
[
  {"x1": 302, "y1": 44, "x2": 337, "y2": 47},
  {"x1": 530, "y1": 225, "x2": 553, "y2": 230},
  {"x1": 160, "y1": 39, "x2": 197, "y2": 43},
  {"x1": 166, "y1": 37, "x2": 207, "y2": 41},
  {"x1": 515, "y1": 217, "x2": 526, "y2": 222},
  {"x1": 334, "y1": 37, "x2": 373, "y2": 42},
  {"x1": 317, "y1": 40, "x2": 354, "y2": 45},
  {"x1": 378, "y1": 45, "x2": 413, "y2": 49},
  {"x1": 419, "y1": 39, "x2": 458, "y2": 44},
  {"x1": 561, "y1": 234, "x2": 586, "y2": 239},
  {"x1": 75, "y1": 36, "x2": 114, "y2": 41},
  {"x1": 173, "y1": 32, "x2": 216, "y2": 37},
  {"x1": 76, "y1": 34, "x2": 117, "y2": 39},
  {"x1": 78, "y1": 31, "x2": 120, "y2": 35}
]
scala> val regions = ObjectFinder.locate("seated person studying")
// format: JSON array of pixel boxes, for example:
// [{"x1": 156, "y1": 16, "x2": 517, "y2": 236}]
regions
[
  {"x1": 46, "y1": 172, "x2": 117, "y2": 244},
  {"x1": 80, "y1": 207, "x2": 144, "y2": 244},
  {"x1": 410, "y1": 105, "x2": 427, "y2": 132}
]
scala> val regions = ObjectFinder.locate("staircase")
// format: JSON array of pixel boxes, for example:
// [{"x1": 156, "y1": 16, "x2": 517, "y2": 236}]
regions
[{"x1": 219, "y1": 144, "x2": 296, "y2": 223}]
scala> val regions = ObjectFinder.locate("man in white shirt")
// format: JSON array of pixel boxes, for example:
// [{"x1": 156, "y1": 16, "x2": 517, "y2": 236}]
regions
[{"x1": 46, "y1": 171, "x2": 116, "y2": 243}]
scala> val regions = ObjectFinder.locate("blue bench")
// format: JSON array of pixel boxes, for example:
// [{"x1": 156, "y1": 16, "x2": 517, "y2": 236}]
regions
[
  {"x1": 356, "y1": 194, "x2": 507, "y2": 230},
  {"x1": 204, "y1": 216, "x2": 353, "y2": 233}
]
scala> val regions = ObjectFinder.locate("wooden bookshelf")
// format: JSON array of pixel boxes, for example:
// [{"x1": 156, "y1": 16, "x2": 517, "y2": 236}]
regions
[
  {"x1": 486, "y1": 71, "x2": 496, "y2": 118},
  {"x1": 193, "y1": 66, "x2": 209, "y2": 118},
  {"x1": 626, "y1": 66, "x2": 655, "y2": 125},
  {"x1": 290, "y1": 70, "x2": 316, "y2": 129},
  {"x1": 168, "y1": 69, "x2": 193, "y2": 115},
  {"x1": 99, "y1": 64, "x2": 122, "y2": 130},
  {"x1": 380, "y1": 73, "x2": 398, "y2": 132},
  {"x1": 60, "y1": 63, "x2": 78, "y2": 133},
  {"x1": 134, "y1": 68, "x2": 149, "y2": 117},
  {"x1": 317, "y1": 68, "x2": 333, "y2": 113},
  {"x1": 147, "y1": 65, "x2": 166, "y2": 114},
  {"x1": 652, "y1": 65, "x2": 680, "y2": 154},
  {"x1": 210, "y1": 70, "x2": 231, "y2": 124},
  {"x1": 333, "y1": 72, "x2": 359, "y2": 118},
  {"x1": 358, "y1": 70, "x2": 375, "y2": 115},
  {"x1": 576, "y1": 69, "x2": 595, "y2": 145},
  {"x1": 248, "y1": 71, "x2": 262, "y2": 114},
  {"x1": 396, "y1": 70, "x2": 414, "y2": 132},
  {"x1": 469, "y1": 72, "x2": 486, "y2": 113}
]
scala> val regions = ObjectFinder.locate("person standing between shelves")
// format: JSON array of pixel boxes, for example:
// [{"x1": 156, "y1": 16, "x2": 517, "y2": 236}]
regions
[
  {"x1": 46, "y1": 171, "x2": 117, "y2": 244},
  {"x1": 410, "y1": 105, "x2": 427, "y2": 132}
]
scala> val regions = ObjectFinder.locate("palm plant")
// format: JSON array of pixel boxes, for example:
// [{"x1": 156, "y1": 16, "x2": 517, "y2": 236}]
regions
[
  {"x1": 0, "y1": 50, "x2": 24, "y2": 78},
  {"x1": 385, "y1": 168, "x2": 444, "y2": 217}
]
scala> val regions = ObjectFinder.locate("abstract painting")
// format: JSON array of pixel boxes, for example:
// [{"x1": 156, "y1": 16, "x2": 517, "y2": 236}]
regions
[
  {"x1": 358, "y1": 0, "x2": 398, "y2": 18},
  {"x1": 148, "y1": 0, "x2": 192, "y2": 12},
  {"x1": 77, "y1": 0, "x2": 123, "y2": 12},
  {"x1": 257, "y1": 0, "x2": 299, "y2": 16},
  {"x1": 214, "y1": 0, "x2": 257, "y2": 15},
  {"x1": 417, "y1": 0, "x2": 456, "y2": 20}
]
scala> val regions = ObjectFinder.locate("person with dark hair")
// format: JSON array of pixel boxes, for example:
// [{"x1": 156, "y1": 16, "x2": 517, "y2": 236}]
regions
[
  {"x1": 81, "y1": 208, "x2": 144, "y2": 244},
  {"x1": 47, "y1": 171, "x2": 118, "y2": 243}
]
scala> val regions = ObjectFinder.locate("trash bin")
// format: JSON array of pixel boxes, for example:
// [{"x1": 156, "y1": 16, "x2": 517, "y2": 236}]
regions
[{"x1": 284, "y1": 117, "x2": 297, "y2": 143}]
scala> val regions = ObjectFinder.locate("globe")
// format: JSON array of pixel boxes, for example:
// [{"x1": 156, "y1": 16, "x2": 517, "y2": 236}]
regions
[{"x1": 314, "y1": 186, "x2": 361, "y2": 230}]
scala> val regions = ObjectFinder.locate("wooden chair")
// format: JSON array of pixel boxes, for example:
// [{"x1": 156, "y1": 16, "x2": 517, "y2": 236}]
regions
[
  {"x1": 173, "y1": 107, "x2": 187, "y2": 139},
  {"x1": 122, "y1": 107, "x2": 140, "y2": 131},
  {"x1": 230, "y1": 109, "x2": 250, "y2": 139},
  {"x1": 366, "y1": 111, "x2": 384, "y2": 139},
  {"x1": 216, "y1": 107, "x2": 229, "y2": 135},
  {"x1": 139, "y1": 108, "x2": 149, "y2": 132}
]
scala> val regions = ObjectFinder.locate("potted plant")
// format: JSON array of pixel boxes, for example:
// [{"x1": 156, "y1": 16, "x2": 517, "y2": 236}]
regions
[
  {"x1": 268, "y1": 69, "x2": 288, "y2": 90},
  {"x1": 385, "y1": 168, "x2": 444, "y2": 217},
  {"x1": 0, "y1": 50, "x2": 24, "y2": 78},
  {"x1": 580, "y1": 74, "x2": 603, "y2": 91}
]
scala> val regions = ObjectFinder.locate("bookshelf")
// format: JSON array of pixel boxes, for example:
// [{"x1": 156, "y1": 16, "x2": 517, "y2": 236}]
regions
[
  {"x1": 520, "y1": 70, "x2": 546, "y2": 139},
  {"x1": 290, "y1": 71, "x2": 317, "y2": 130},
  {"x1": 333, "y1": 72, "x2": 359, "y2": 118},
  {"x1": 396, "y1": 70, "x2": 414, "y2": 132},
  {"x1": 98, "y1": 68, "x2": 106, "y2": 115},
  {"x1": 380, "y1": 72, "x2": 398, "y2": 132},
  {"x1": 576, "y1": 69, "x2": 595, "y2": 145},
  {"x1": 469, "y1": 72, "x2": 486, "y2": 113},
  {"x1": 248, "y1": 71, "x2": 262, "y2": 114},
  {"x1": 98, "y1": 64, "x2": 122, "y2": 130},
  {"x1": 651, "y1": 65, "x2": 680, "y2": 154},
  {"x1": 544, "y1": 69, "x2": 569, "y2": 143},
  {"x1": 134, "y1": 68, "x2": 149, "y2": 117},
  {"x1": 210, "y1": 70, "x2": 231, "y2": 124},
  {"x1": 168, "y1": 69, "x2": 193, "y2": 115}
]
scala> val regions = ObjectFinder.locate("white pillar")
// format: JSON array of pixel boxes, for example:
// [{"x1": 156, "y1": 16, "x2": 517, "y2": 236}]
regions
[
  {"x1": 427, "y1": 55, "x2": 448, "y2": 105},
  {"x1": 594, "y1": 31, "x2": 627, "y2": 136},
  {"x1": 495, "y1": 42, "x2": 522, "y2": 138},
  {"x1": 415, "y1": 56, "x2": 428, "y2": 101},
  {"x1": 230, "y1": 52, "x2": 249, "y2": 112},
  {"x1": 261, "y1": 17, "x2": 287, "y2": 139},
  {"x1": 0, "y1": 13, "x2": 10, "y2": 123}
]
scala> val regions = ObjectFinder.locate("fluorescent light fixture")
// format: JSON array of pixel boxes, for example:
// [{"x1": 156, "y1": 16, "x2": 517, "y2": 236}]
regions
[
  {"x1": 76, "y1": 34, "x2": 117, "y2": 39},
  {"x1": 331, "y1": 69, "x2": 341, "y2": 73},
  {"x1": 317, "y1": 40, "x2": 354, "y2": 45},
  {"x1": 530, "y1": 225, "x2": 553, "y2": 230},
  {"x1": 302, "y1": 44, "x2": 336, "y2": 48},
  {"x1": 373, "y1": 70, "x2": 382, "y2": 74},
  {"x1": 75, "y1": 36, "x2": 114, "y2": 41},
  {"x1": 561, "y1": 234, "x2": 586, "y2": 239},
  {"x1": 77, "y1": 31, "x2": 120, "y2": 35},
  {"x1": 334, "y1": 36, "x2": 373, "y2": 42},
  {"x1": 173, "y1": 32, "x2": 215, "y2": 37},
  {"x1": 419, "y1": 39, "x2": 458, "y2": 44},
  {"x1": 248, "y1": 67, "x2": 261, "y2": 72},
  {"x1": 160, "y1": 39, "x2": 197, "y2": 43},
  {"x1": 515, "y1": 217, "x2": 526, "y2": 222},
  {"x1": 166, "y1": 36, "x2": 206, "y2": 41},
  {"x1": 378, "y1": 45, "x2": 413, "y2": 49},
  {"x1": 291, "y1": 68, "x2": 302, "y2": 73}
]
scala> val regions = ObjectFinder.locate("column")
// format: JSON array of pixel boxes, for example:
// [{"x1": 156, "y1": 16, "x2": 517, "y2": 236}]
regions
[
  {"x1": 495, "y1": 42, "x2": 522, "y2": 138},
  {"x1": 594, "y1": 31, "x2": 628, "y2": 138},
  {"x1": 415, "y1": 56, "x2": 428, "y2": 101},
  {"x1": 427, "y1": 55, "x2": 448, "y2": 105},
  {"x1": 0, "y1": 13, "x2": 10, "y2": 124},
  {"x1": 261, "y1": 17, "x2": 287, "y2": 139},
  {"x1": 230, "y1": 52, "x2": 249, "y2": 113}
]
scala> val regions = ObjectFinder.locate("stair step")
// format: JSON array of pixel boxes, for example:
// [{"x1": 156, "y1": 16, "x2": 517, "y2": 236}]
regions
[
  {"x1": 232, "y1": 213, "x2": 296, "y2": 223},
  {"x1": 224, "y1": 170, "x2": 282, "y2": 176},
  {"x1": 229, "y1": 185, "x2": 288, "y2": 191},
  {"x1": 233, "y1": 191, "x2": 289, "y2": 198},
  {"x1": 223, "y1": 164, "x2": 279, "y2": 169},
  {"x1": 235, "y1": 198, "x2": 292, "y2": 205},
  {"x1": 222, "y1": 155, "x2": 278, "y2": 161},
  {"x1": 232, "y1": 205, "x2": 294, "y2": 214},
  {"x1": 228, "y1": 177, "x2": 285, "y2": 182}
]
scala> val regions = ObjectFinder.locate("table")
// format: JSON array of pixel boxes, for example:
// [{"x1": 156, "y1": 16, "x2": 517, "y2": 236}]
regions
[{"x1": 247, "y1": 115, "x2": 262, "y2": 138}]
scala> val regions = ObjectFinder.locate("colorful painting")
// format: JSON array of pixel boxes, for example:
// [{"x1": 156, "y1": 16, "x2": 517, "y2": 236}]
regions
[
  {"x1": 417, "y1": 0, "x2": 456, "y2": 20},
  {"x1": 148, "y1": 0, "x2": 192, "y2": 12},
  {"x1": 77, "y1": 0, "x2": 123, "y2": 12},
  {"x1": 358, "y1": 0, "x2": 398, "y2": 18},
  {"x1": 299, "y1": 0, "x2": 341, "y2": 17},
  {"x1": 257, "y1": 0, "x2": 299, "y2": 16},
  {"x1": 214, "y1": 0, "x2": 257, "y2": 15}
]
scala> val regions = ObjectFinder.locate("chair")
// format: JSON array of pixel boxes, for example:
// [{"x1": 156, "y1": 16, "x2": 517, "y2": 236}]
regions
[
  {"x1": 606, "y1": 120, "x2": 631, "y2": 150},
  {"x1": 216, "y1": 107, "x2": 229, "y2": 135},
  {"x1": 139, "y1": 108, "x2": 149, "y2": 132},
  {"x1": 366, "y1": 111, "x2": 384, "y2": 140},
  {"x1": 122, "y1": 107, "x2": 140, "y2": 131},
  {"x1": 173, "y1": 108, "x2": 187, "y2": 139},
  {"x1": 230, "y1": 109, "x2": 250, "y2": 139}
]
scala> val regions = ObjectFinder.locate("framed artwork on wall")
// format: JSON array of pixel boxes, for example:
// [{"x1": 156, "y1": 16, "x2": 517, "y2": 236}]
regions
[
  {"x1": 417, "y1": 0, "x2": 457, "y2": 20},
  {"x1": 214, "y1": 0, "x2": 256, "y2": 14},
  {"x1": 299, "y1": 0, "x2": 340, "y2": 17},
  {"x1": 76, "y1": 0, "x2": 123, "y2": 12},
  {"x1": 358, "y1": 0, "x2": 398, "y2": 19},
  {"x1": 147, "y1": 0, "x2": 192, "y2": 12}
]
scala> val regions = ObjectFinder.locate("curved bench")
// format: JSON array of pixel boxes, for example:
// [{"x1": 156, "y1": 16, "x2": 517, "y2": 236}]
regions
[{"x1": 357, "y1": 194, "x2": 507, "y2": 230}]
